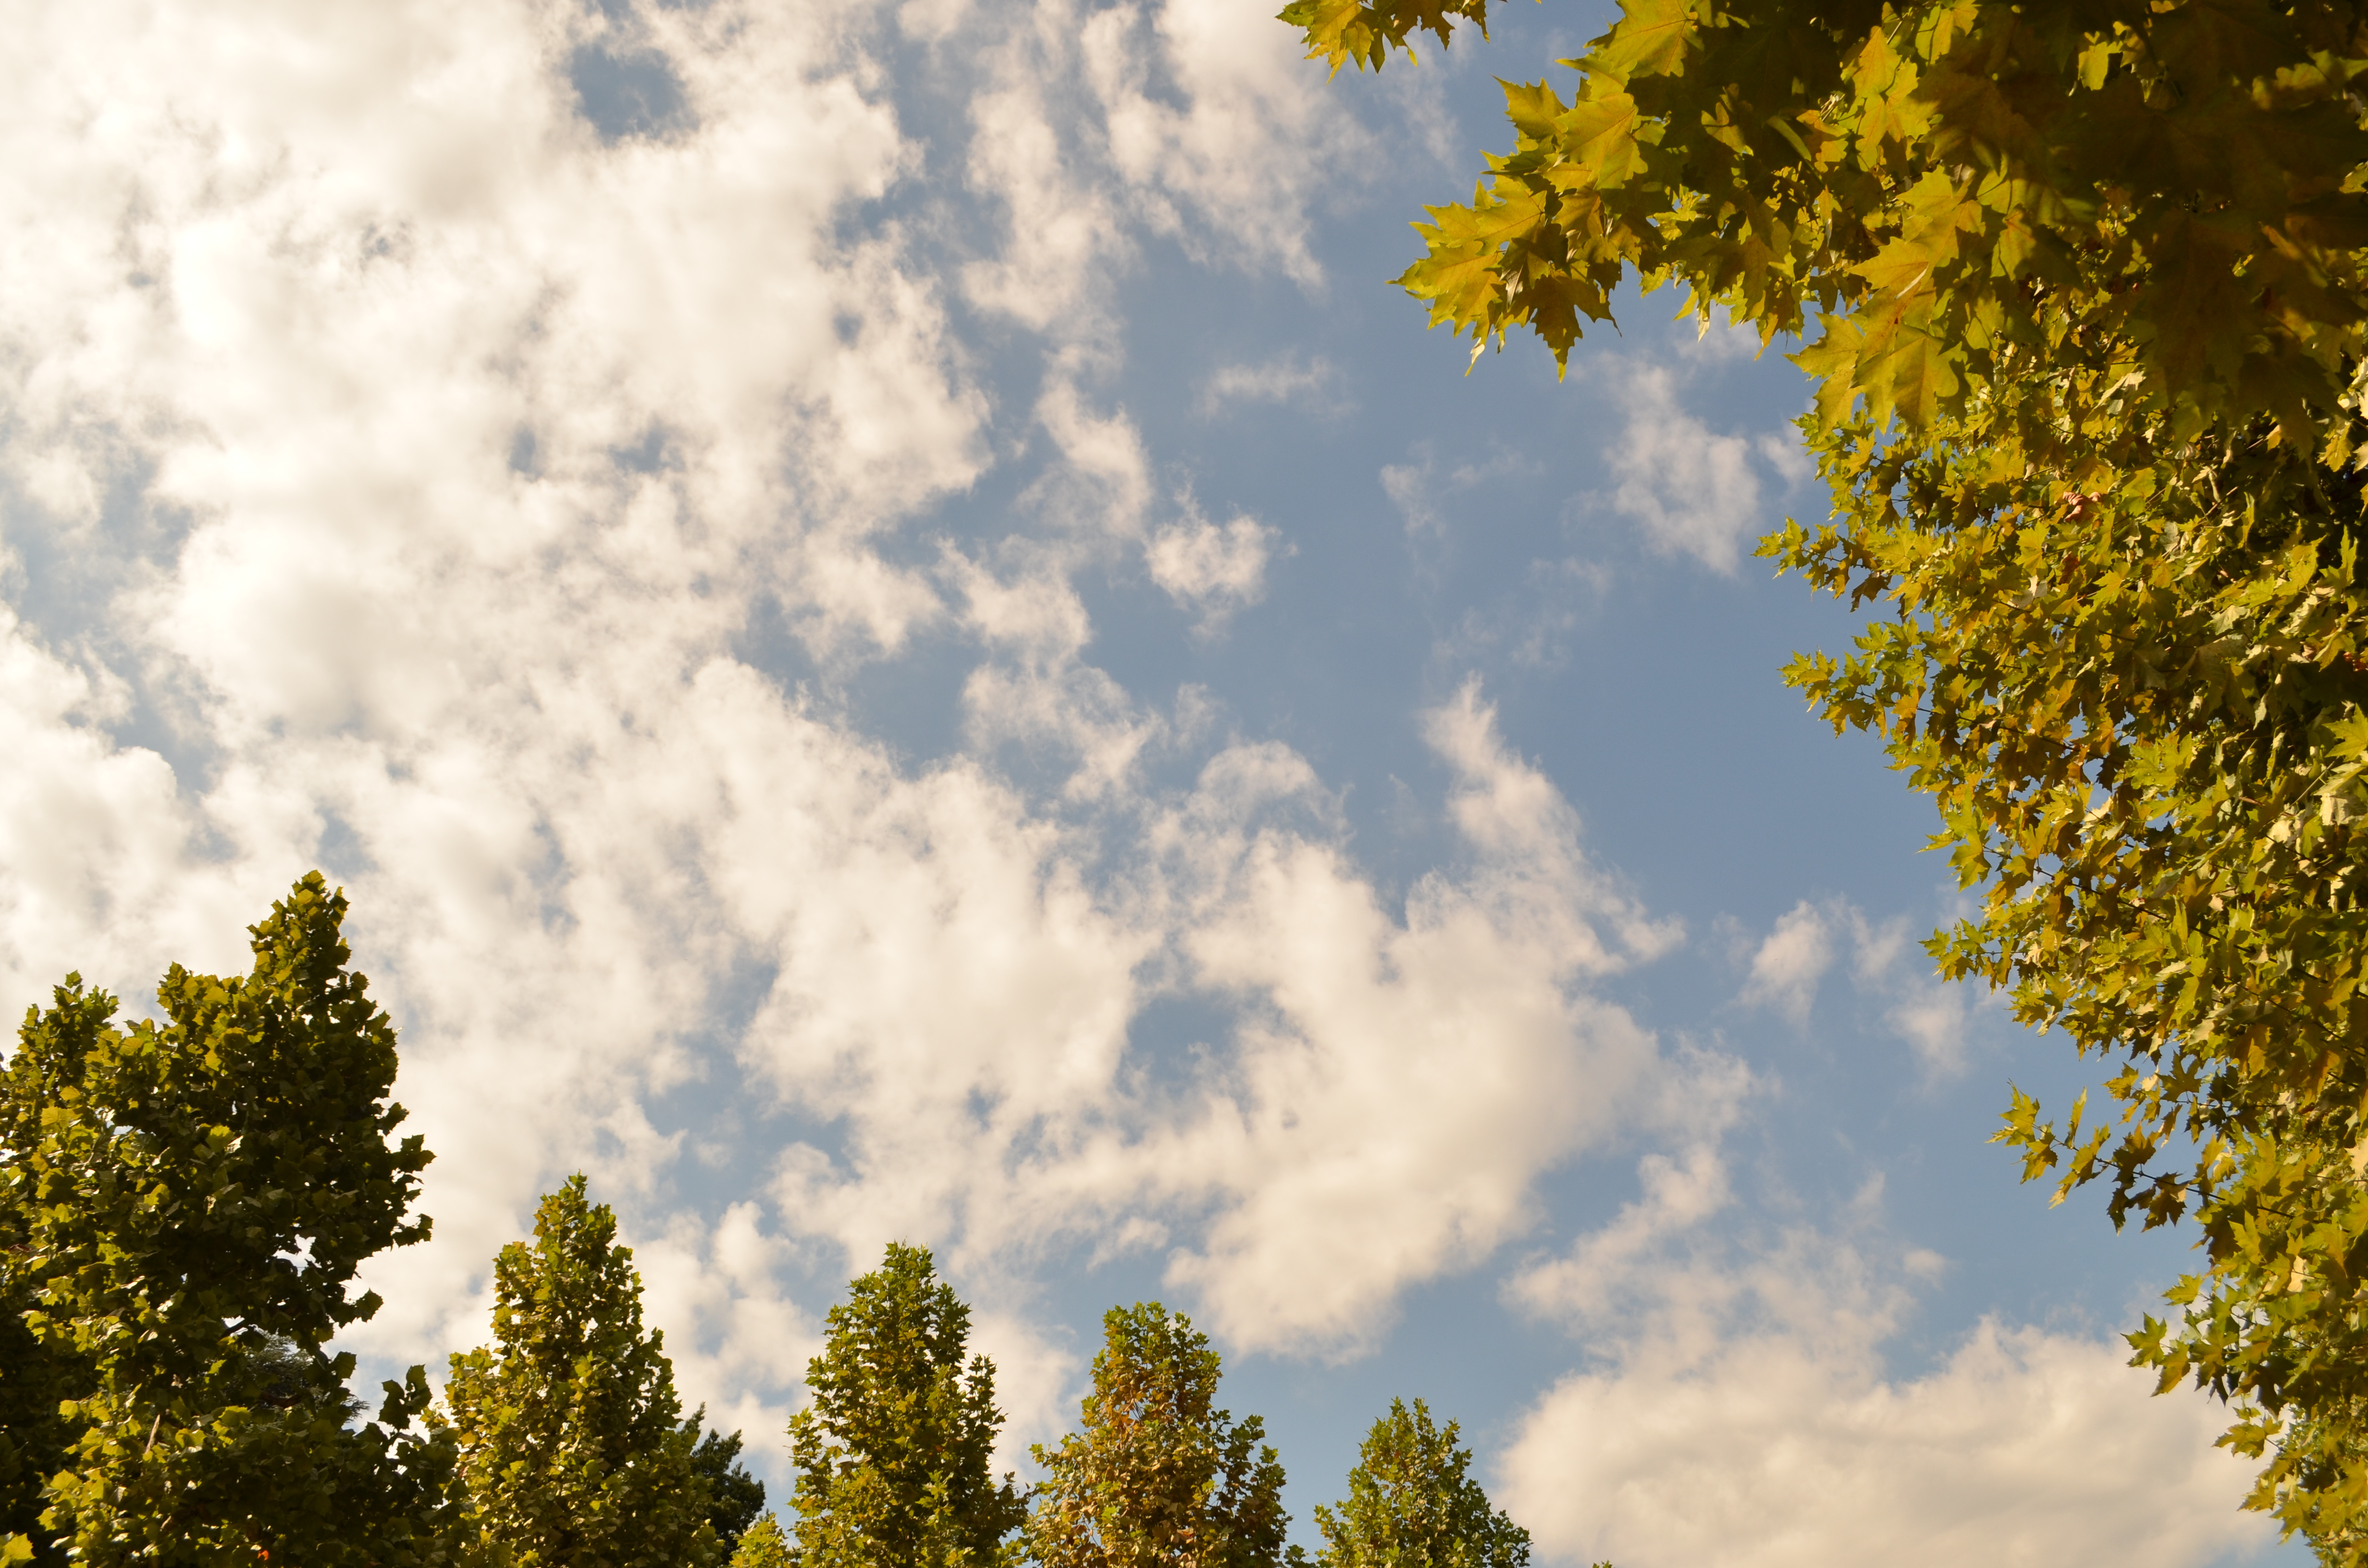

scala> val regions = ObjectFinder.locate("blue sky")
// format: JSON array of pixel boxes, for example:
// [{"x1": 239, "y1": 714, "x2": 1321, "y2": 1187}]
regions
[{"x1": 0, "y1": 0, "x2": 2307, "y2": 1562}]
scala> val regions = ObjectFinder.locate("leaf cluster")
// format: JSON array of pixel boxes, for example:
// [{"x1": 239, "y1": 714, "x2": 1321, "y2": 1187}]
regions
[
  {"x1": 1311, "y1": 0, "x2": 2368, "y2": 451},
  {"x1": 695, "y1": 1426, "x2": 771, "y2": 1554},
  {"x1": 733, "y1": 1513, "x2": 796, "y2": 1568},
  {"x1": 1764, "y1": 363, "x2": 2368, "y2": 1556}
]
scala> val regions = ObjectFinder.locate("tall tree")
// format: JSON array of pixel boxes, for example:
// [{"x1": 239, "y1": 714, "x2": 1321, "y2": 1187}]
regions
[
  {"x1": 692, "y1": 1424, "x2": 769, "y2": 1554},
  {"x1": 1313, "y1": 1400, "x2": 1528, "y2": 1568},
  {"x1": 0, "y1": 873, "x2": 463, "y2": 1566},
  {"x1": 1289, "y1": 0, "x2": 2368, "y2": 1552},
  {"x1": 787, "y1": 1243, "x2": 1023, "y2": 1568},
  {"x1": 1024, "y1": 1302, "x2": 1295, "y2": 1568},
  {"x1": 442, "y1": 1174, "x2": 719, "y2": 1568}
]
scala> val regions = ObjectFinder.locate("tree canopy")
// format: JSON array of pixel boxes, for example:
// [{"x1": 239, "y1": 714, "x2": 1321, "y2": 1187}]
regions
[
  {"x1": 694, "y1": 1426, "x2": 771, "y2": 1555},
  {"x1": 1284, "y1": 0, "x2": 2368, "y2": 1555},
  {"x1": 442, "y1": 1174, "x2": 720, "y2": 1568},
  {"x1": 786, "y1": 1242, "x2": 1024, "y2": 1568},
  {"x1": 1312, "y1": 1400, "x2": 1529, "y2": 1568},
  {"x1": 1024, "y1": 1302, "x2": 1296, "y2": 1568},
  {"x1": 0, "y1": 874, "x2": 462, "y2": 1567}
]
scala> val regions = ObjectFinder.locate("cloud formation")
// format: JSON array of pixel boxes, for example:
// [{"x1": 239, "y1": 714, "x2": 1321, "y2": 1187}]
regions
[
  {"x1": 1502, "y1": 1137, "x2": 2270, "y2": 1568},
  {"x1": 0, "y1": 0, "x2": 1683, "y2": 1432}
]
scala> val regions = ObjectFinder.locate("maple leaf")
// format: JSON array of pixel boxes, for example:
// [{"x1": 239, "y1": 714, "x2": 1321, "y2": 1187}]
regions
[{"x1": 1595, "y1": 0, "x2": 1694, "y2": 84}]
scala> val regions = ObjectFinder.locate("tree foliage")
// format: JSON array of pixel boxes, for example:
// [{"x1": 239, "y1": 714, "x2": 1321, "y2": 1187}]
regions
[
  {"x1": 693, "y1": 1425, "x2": 770, "y2": 1554},
  {"x1": 1024, "y1": 1302, "x2": 1296, "y2": 1568},
  {"x1": 787, "y1": 1242, "x2": 1023, "y2": 1568},
  {"x1": 1312, "y1": 1400, "x2": 1528, "y2": 1568},
  {"x1": 732, "y1": 1513, "x2": 795, "y2": 1568},
  {"x1": 442, "y1": 1174, "x2": 719, "y2": 1568},
  {"x1": 1285, "y1": 0, "x2": 2368, "y2": 1555},
  {"x1": 0, "y1": 873, "x2": 464, "y2": 1566}
]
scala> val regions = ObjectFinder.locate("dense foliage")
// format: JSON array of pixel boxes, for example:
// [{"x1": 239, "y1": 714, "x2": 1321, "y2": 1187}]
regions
[
  {"x1": 1025, "y1": 1303, "x2": 1296, "y2": 1568},
  {"x1": 0, "y1": 874, "x2": 463, "y2": 1566},
  {"x1": 1312, "y1": 1400, "x2": 1529, "y2": 1568},
  {"x1": 695, "y1": 1426, "x2": 771, "y2": 1554},
  {"x1": 786, "y1": 1243, "x2": 1024, "y2": 1568},
  {"x1": 1282, "y1": 0, "x2": 2368, "y2": 1553},
  {"x1": 732, "y1": 1513, "x2": 795, "y2": 1568},
  {"x1": 442, "y1": 1175, "x2": 722, "y2": 1568}
]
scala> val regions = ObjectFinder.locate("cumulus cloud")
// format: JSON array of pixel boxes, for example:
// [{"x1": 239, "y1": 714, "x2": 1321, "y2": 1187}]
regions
[
  {"x1": 1077, "y1": 0, "x2": 1364, "y2": 285},
  {"x1": 1502, "y1": 1142, "x2": 2271, "y2": 1568},
  {"x1": 1605, "y1": 365, "x2": 1810, "y2": 573}
]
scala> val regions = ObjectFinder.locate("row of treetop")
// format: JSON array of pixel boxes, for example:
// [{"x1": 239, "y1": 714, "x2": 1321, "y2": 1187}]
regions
[{"x1": 0, "y1": 876, "x2": 1556, "y2": 1568}]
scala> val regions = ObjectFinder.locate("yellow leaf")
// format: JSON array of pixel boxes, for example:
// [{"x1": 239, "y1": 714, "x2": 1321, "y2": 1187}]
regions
[
  {"x1": 1595, "y1": 0, "x2": 1692, "y2": 84},
  {"x1": 1560, "y1": 89, "x2": 1646, "y2": 189}
]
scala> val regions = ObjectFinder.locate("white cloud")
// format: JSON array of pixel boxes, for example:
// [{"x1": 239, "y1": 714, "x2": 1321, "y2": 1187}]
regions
[
  {"x1": 0, "y1": 0, "x2": 990, "y2": 1418},
  {"x1": 1605, "y1": 365, "x2": 1808, "y2": 573},
  {"x1": 1381, "y1": 445, "x2": 1545, "y2": 541},
  {"x1": 1381, "y1": 459, "x2": 1442, "y2": 534},
  {"x1": 1736, "y1": 899, "x2": 1837, "y2": 1026},
  {"x1": 1156, "y1": 685, "x2": 1676, "y2": 1350},
  {"x1": 0, "y1": 605, "x2": 284, "y2": 1001},
  {"x1": 748, "y1": 679, "x2": 1681, "y2": 1356},
  {"x1": 1502, "y1": 1144, "x2": 2272, "y2": 1568},
  {"x1": 1195, "y1": 352, "x2": 1343, "y2": 417},
  {"x1": 1146, "y1": 507, "x2": 1280, "y2": 629},
  {"x1": 959, "y1": 0, "x2": 1361, "y2": 340},
  {"x1": 1503, "y1": 1314, "x2": 2267, "y2": 1568},
  {"x1": 1078, "y1": 0, "x2": 1360, "y2": 285},
  {"x1": 630, "y1": 1202, "x2": 824, "y2": 1461}
]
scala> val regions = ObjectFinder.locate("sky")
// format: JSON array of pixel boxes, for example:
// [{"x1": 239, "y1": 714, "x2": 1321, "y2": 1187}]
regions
[{"x1": 0, "y1": 1, "x2": 2314, "y2": 1564}]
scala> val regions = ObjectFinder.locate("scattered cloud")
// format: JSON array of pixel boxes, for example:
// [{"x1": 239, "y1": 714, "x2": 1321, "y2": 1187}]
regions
[
  {"x1": 1381, "y1": 444, "x2": 1545, "y2": 539},
  {"x1": 1077, "y1": 0, "x2": 1366, "y2": 286},
  {"x1": 1734, "y1": 898, "x2": 1980, "y2": 1078}
]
